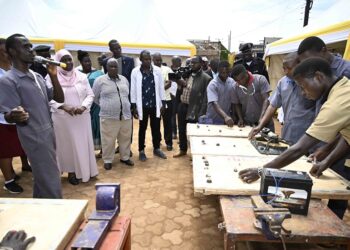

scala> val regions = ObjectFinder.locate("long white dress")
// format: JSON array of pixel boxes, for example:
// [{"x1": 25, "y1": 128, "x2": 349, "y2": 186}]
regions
[{"x1": 51, "y1": 74, "x2": 98, "y2": 182}]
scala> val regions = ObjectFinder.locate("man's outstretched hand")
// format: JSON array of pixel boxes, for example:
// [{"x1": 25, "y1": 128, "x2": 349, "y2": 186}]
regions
[
  {"x1": 238, "y1": 168, "x2": 260, "y2": 183},
  {"x1": 0, "y1": 230, "x2": 35, "y2": 250}
]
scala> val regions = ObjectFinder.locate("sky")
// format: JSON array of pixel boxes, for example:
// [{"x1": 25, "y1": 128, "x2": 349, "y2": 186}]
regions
[
  {"x1": 1, "y1": 0, "x2": 349, "y2": 52},
  {"x1": 153, "y1": 0, "x2": 349, "y2": 51}
]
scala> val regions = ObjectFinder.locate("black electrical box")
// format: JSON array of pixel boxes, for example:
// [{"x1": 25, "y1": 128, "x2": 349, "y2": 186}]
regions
[{"x1": 260, "y1": 168, "x2": 313, "y2": 215}]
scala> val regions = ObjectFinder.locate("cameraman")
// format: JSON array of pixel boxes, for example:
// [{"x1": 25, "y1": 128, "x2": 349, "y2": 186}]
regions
[{"x1": 173, "y1": 56, "x2": 212, "y2": 158}]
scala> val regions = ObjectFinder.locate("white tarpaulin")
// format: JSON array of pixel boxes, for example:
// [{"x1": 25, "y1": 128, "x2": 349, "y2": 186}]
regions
[
  {"x1": 265, "y1": 20, "x2": 350, "y2": 57},
  {"x1": 0, "y1": 0, "x2": 195, "y2": 56}
]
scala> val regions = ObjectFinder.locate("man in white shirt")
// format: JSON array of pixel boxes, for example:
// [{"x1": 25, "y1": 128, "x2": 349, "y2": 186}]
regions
[{"x1": 130, "y1": 50, "x2": 167, "y2": 161}]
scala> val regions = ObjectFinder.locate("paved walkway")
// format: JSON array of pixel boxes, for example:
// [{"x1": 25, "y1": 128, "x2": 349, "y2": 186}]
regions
[{"x1": 1, "y1": 122, "x2": 349, "y2": 249}]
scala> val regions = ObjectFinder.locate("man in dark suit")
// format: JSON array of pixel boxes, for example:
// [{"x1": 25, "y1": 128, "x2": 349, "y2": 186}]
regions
[
  {"x1": 234, "y1": 43, "x2": 269, "y2": 82},
  {"x1": 103, "y1": 39, "x2": 134, "y2": 84}
]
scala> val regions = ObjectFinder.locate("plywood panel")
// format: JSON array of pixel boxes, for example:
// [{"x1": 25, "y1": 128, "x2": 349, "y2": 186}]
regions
[
  {"x1": 187, "y1": 124, "x2": 252, "y2": 138},
  {"x1": 0, "y1": 198, "x2": 88, "y2": 250},
  {"x1": 190, "y1": 136, "x2": 265, "y2": 157},
  {"x1": 193, "y1": 155, "x2": 350, "y2": 199}
]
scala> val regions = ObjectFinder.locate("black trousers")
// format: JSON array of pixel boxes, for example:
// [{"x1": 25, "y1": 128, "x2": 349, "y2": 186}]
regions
[
  {"x1": 138, "y1": 107, "x2": 161, "y2": 151},
  {"x1": 178, "y1": 103, "x2": 191, "y2": 152},
  {"x1": 162, "y1": 100, "x2": 173, "y2": 147},
  {"x1": 171, "y1": 95, "x2": 178, "y2": 137},
  {"x1": 327, "y1": 155, "x2": 350, "y2": 219}
]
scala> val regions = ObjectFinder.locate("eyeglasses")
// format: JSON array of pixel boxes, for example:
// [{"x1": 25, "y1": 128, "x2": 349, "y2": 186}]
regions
[{"x1": 239, "y1": 83, "x2": 256, "y2": 96}]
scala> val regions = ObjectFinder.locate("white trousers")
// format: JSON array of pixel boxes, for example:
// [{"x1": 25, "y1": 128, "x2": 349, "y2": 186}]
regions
[{"x1": 100, "y1": 118, "x2": 132, "y2": 163}]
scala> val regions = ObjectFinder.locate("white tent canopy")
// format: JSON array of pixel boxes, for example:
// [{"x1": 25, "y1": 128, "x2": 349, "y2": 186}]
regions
[
  {"x1": 264, "y1": 20, "x2": 350, "y2": 89},
  {"x1": 0, "y1": 0, "x2": 195, "y2": 56},
  {"x1": 265, "y1": 20, "x2": 350, "y2": 57}
]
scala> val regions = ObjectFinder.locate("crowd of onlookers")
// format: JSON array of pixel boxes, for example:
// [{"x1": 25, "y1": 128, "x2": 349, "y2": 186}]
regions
[{"x1": 0, "y1": 34, "x2": 350, "y2": 221}]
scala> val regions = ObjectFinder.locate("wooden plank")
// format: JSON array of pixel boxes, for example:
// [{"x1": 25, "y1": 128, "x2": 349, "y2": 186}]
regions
[
  {"x1": 0, "y1": 198, "x2": 88, "y2": 250},
  {"x1": 66, "y1": 216, "x2": 131, "y2": 250},
  {"x1": 187, "y1": 123, "x2": 252, "y2": 138},
  {"x1": 220, "y1": 196, "x2": 350, "y2": 244},
  {"x1": 193, "y1": 155, "x2": 350, "y2": 199},
  {"x1": 190, "y1": 136, "x2": 266, "y2": 157}
]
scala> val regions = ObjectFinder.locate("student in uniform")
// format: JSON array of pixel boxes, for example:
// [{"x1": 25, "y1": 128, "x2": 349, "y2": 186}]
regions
[
  {"x1": 0, "y1": 34, "x2": 63, "y2": 198},
  {"x1": 248, "y1": 52, "x2": 316, "y2": 145},
  {"x1": 239, "y1": 57, "x2": 350, "y2": 219},
  {"x1": 206, "y1": 61, "x2": 235, "y2": 126},
  {"x1": 231, "y1": 64, "x2": 274, "y2": 131}
]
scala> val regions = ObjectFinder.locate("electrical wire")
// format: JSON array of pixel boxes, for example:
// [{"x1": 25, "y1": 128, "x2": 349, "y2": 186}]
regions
[{"x1": 279, "y1": 234, "x2": 287, "y2": 250}]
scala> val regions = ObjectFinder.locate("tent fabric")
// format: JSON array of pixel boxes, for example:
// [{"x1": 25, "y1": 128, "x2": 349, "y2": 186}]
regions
[
  {"x1": 264, "y1": 20, "x2": 350, "y2": 57},
  {"x1": 0, "y1": 0, "x2": 195, "y2": 56},
  {"x1": 264, "y1": 20, "x2": 350, "y2": 88},
  {"x1": 266, "y1": 54, "x2": 284, "y2": 90}
]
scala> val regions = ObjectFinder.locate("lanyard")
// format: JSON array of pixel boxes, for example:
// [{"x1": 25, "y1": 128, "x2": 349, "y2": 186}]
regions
[
  {"x1": 239, "y1": 83, "x2": 255, "y2": 96},
  {"x1": 29, "y1": 69, "x2": 45, "y2": 97}
]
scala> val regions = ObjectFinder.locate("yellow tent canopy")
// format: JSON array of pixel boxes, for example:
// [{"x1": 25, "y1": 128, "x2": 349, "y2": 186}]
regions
[{"x1": 28, "y1": 38, "x2": 196, "y2": 58}]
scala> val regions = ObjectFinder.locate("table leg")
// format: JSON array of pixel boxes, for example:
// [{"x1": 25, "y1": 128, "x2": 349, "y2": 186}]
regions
[{"x1": 224, "y1": 233, "x2": 236, "y2": 250}]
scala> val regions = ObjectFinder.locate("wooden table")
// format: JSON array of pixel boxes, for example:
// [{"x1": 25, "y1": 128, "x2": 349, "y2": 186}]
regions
[
  {"x1": 187, "y1": 123, "x2": 252, "y2": 138},
  {"x1": 193, "y1": 154, "x2": 350, "y2": 199},
  {"x1": 0, "y1": 198, "x2": 88, "y2": 250},
  {"x1": 66, "y1": 216, "x2": 131, "y2": 250},
  {"x1": 220, "y1": 196, "x2": 350, "y2": 250},
  {"x1": 190, "y1": 136, "x2": 264, "y2": 157}
]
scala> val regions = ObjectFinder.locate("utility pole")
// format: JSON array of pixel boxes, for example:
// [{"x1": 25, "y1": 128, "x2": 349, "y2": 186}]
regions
[
  {"x1": 228, "y1": 30, "x2": 231, "y2": 52},
  {"x1": 303, "y1": 0, "x2": 313, "y2": 27}
]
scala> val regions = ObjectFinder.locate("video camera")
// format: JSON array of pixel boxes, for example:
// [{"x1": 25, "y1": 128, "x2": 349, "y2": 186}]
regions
[{"x1": 168, "y1": 66, "x2": 192, "y2": 81}]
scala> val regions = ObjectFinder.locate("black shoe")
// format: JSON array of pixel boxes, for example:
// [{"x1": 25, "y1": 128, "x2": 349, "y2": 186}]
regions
[
  {"x1": 68, "y1": 173, "x2": 80, "y2": 185},
  {"x1": 104, "y1": 163, "x2": 112, "y2": 170},
  {"x1": 22, "y1": 164, "x2": 32, "y2": 172},
  {"x1": 139, "y1": 151, "x2": 147, "y2": 162},
  {"x1": 3, "y1": 181, "x2": 23, "y2": 194},
  {"x1": 154, "y1": 149, "x2": 167, "y2": 159},
  {"x1": 120, "y1": 159, "x2": 134, "y2": 166},
  {"x1": 166, "y1": 145, "x2": 173, "y2": 151}
]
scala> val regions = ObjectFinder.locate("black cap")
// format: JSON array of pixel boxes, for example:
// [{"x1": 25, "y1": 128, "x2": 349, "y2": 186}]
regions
[
  {"x1": 239, "y1": 43, "x2": 253, "y2": 53},
  {"x1": 33, "y1": 45, "x2": 51, "y2": 52}
]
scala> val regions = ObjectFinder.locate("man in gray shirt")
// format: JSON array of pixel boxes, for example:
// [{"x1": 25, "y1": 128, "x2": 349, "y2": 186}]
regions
[
  {"x1": 298, "y1": 36, "x2": 350, "y2": 79},
  {"x1": 206, "y1": 61, "x2": 235, "y2": 126},
  {"x1": 231, "y1": 64, "x2": 274, "y2": 131},
  {"x1": 93, "y1": 58, "x2": 134, "y2": 170},
  {"x1": 248, "y1": 52, "x2": 316, "y2": 144},
  {"x1": 0, "y1": 34, "x2": 64, "y2": 198}
]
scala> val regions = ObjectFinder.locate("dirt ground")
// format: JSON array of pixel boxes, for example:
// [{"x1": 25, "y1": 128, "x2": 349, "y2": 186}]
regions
[{"x1": 1, "y1": 121, "x2": 349, "y2": 250}]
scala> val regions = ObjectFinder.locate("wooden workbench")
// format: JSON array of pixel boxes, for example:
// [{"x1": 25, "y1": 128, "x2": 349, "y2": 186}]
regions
[
  {"x1": 0, "y1": 198, "x2": 88, "y2": 250},
  {"x1": 187, "y1": 123, "x2": 253, "y2": 138},
  {"x1": 188, "y1": 124, "x2": 350, "y2": 249},
  {"x1": 220, "y1": 196, "x2": 350, "y2": 250},
  {"x1": 190, "y1": 136, "x2": 265, "y2": 157},
  {"x1": 193, "y1": 154, "x2": 350, "y2": 199}
]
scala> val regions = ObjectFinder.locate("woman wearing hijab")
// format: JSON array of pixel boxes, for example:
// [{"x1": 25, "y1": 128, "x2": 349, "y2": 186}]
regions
[
  {"x1": 47, "y1": 49, "x2": 98, "y2": 185},
  {"x1": 77, "y1": 50, "x2": 104, "y2": 157}
]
